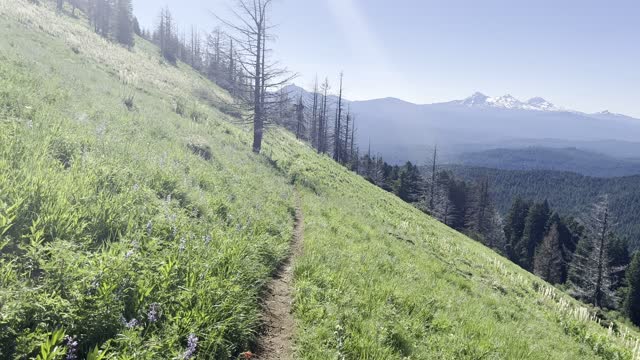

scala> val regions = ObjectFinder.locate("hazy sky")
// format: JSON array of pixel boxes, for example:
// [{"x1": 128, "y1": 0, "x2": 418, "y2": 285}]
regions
[{"x1": 132, "y1": 0, "x2": 640, "y2": 117}]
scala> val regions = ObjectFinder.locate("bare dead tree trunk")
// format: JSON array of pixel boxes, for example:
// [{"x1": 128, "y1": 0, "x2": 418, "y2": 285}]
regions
[
  {"x1": 311, "y1": 76, "x2": 319, "y2": 149},
  {"x1": 214, "y1": 0, "x2": 283, "y2": 154},
  {"x1": 429, "y1": 145, "x2": 438, "y2": 211},
  {"x1": 295, "y1": 95, "x2": 305, "y2": 140},
  {"x1": 343, "y1": 107, "x2": 351, "y2": 164},
  {"x1": 334, "y1": 72, "x2": 344, "y2": 162},
  {"x1": 350, "y1": 116, "x2": 356, "y2": 159}
]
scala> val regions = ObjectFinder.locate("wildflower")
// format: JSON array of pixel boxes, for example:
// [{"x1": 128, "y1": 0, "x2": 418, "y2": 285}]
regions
[
  {"x1": 147, "y1": 303, "x2": 161, "y2": 323},
  {"x1": 122, "y1": 317, "x2": 139, "y2": 329},
  {"x1": 241, "y1": 351, "x2": 253, "y2": 359},
  {"x1": 179, "y1": 237, "x2": 186, "y2": 252},
  {"x1": 146, "y1": 221, "x2": 153, "y2": 236},
  {"x1": 133, "y1": 183, "x2": 140, "y2": 191},
  {"x1": 64, "y1": 335, "x2": 79, "y2": 360},
  {"x1": 204, "y1": 235, "x2": 212, "y2": 245},
  {"x1": 166, "y1": 194, "x2": 172, "y2": 203},
  {"x1": 182, "y1": 333, "x2": 198, "y2": 359},
  {"x1": 125, "y1": 249, "x2": 135, "y2": 258}
]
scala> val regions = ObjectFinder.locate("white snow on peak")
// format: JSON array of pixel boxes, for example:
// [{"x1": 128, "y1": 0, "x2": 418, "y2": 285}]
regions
[
  {"x1": 460, "y1": 92, "x2": 490, "y2": 106},
  {"x1": 458, "y1": 93, "x2": 560, "y2": 112}
]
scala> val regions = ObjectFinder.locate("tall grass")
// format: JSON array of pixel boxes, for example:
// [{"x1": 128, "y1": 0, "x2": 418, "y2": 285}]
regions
[
  {"x1": 265, "y1": 130, "x2": 640, "y2": 359},
  {"x1": 1, "y1": 1, "x2": 639, "y2": 359},
  {"x1": 0, "y1": 2, "x2": 293, "y2": 358}
]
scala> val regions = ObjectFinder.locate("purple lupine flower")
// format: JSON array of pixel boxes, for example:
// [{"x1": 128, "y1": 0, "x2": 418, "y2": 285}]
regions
[
  {"x1": 147, "y1": 303, "x2": 161, "y2": 323},
  {"x1": 121, "y1": 315, "x2": 139, "y2": 329},
  {"x1": 64, "y1": 335, "x2": 79, "y2": 360},
  {"x1": 182, "y1": 333, "x2": 198, "y2": 359}
]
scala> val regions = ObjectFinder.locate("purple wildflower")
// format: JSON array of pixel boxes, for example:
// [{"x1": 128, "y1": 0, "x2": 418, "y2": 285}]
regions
[
  {"x1": 121, "y1": 316, "x2": 139, "y2": 329},
  {"x1": 147, "y1": 303, "x2": 161, "y2": 323},
  {"x1": 64, "y1": 335, "x2": 79, "y2": 360},
  {"x1": 182, "y1": 333, "x2": 198, "y2": 359}
]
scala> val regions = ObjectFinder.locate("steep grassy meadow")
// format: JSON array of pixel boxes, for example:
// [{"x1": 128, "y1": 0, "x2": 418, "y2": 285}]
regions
[
  {"x1": 0, "y1": 3, "x2": 295, "y2": 358},
  {"x1": 1, "y1": 2, "x2": 640, "y2": 359}
]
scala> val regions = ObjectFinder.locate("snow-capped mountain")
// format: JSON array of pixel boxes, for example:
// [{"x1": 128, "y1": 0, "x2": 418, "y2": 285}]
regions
[
  {"x1": 456, "y1": 92, "x2": 561, "y2": 112},
  {"x1": 283, "y1": 84, "x2": 640, "y2": 163}
]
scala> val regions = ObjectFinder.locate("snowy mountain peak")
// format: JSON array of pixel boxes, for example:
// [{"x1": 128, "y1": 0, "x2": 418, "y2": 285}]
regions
[
  {"x1": 527, "y1": 97, "x2": 557, "y2": 111},
  {"x1": 488, "y1": 94, "x2": 521, "y2": 109},
  {"x1": 461, "y1": 92, "x2": 490, "y2": 106},
  {"x1": 458, "y1": 93, "x2": 559, "y2": 112}
]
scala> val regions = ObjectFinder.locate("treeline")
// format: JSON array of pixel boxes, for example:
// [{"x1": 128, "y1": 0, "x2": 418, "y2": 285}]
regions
[
  {"x1": 53, "y1": 0, "x2": 137, "y2": 48},
  {"x1": 359, "y1": 152, "x2": 640, "y2": 326},
  {"x1": 356, "y1": 151, "x2": 505, "y2": 250},
  {"x1": 146, "y1": 6, "x2": 358, "y2": 162},
  {"x1": 450, "y1": 166, "x2": 640, "y2": 250},
  {"x1": 277, "y1": 76, "x2": 358, "y2": 167},
  {"x1": 503, "y1": 196, "x2": 640, "y2": 327}
]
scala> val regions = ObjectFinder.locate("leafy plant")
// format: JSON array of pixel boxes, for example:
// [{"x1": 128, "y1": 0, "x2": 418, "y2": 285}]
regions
[{"x1": 34, "y1": 329, "x2": 66, "y2": 360}]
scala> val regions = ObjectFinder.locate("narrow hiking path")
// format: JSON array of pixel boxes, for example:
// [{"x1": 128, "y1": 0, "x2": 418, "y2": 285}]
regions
[{"x1": 256, "y1": 190, "x2": 304, "y2": 360}]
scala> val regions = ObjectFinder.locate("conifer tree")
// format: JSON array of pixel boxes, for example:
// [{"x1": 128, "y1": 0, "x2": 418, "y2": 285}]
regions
[
  {"x1": 624, "y1": 252, "x2": 640, "y2": 326},
  {"x1": 115, "y1": 0, "x2": 134, "y2": 48},
  {"x1": 396, "y1": 162, "x2": 421, "y2": 203},
  {"x1": 133, "y1": 16, "x2": 141, "y2": 36},
  {"x1": 533, "y1": 222, "x2": 565, "y2": 284},
  {"x1": 503, "y1": 198, "x2": 531, "y2": 263},
  {"x1": 517, "y1": 201, "x2": 551, "y2": 270}
]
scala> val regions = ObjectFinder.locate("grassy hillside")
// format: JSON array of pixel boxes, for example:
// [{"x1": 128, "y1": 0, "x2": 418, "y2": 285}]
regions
[{"x1": 1, "y1": 2, "x2": 640, "y2": 359}]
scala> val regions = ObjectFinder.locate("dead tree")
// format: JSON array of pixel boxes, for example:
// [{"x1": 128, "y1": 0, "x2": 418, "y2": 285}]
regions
[
  {"x1": 310, "y1": 76, "x2": 319, "y2": 149},
  {"x1": 295, "y1": 95, "x2": 305, "y2": 140},
  {"x1": 428, "y1": 145, "x2": 438, "y2": 211},
  {"x1": 333, "y1": 72, "x2": 344, "y2": 162},
  {"x1": 318, "y1": 78, "x2": 330, "y2": 154},
  {"x1": 569, "y1": 195, "x2": 618, "y2": 307},
  {"x1": 343, "y1": 106, "x2": 351, "y2": 163},
  {"x1": 214, "y1": 0, "x2": 292, "y2": 154}
]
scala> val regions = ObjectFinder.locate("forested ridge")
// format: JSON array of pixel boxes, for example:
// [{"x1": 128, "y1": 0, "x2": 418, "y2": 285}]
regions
[
  {"x1": 456, "y1": 147, "x2": 640, "y2": 178},
  {"x1": 449, "y1": 165, "x2": 640, "y2": 249}
]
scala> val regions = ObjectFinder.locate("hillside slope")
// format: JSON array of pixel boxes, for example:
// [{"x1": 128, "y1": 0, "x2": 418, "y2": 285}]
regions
[{"x1": 1, "y1": 2, "x2": 640, "y2": 359}]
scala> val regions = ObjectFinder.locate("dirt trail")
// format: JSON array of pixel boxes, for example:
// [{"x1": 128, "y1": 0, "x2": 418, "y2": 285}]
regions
[{"x1": 256, "y1": 191, "x2": 304, "y2": 360}]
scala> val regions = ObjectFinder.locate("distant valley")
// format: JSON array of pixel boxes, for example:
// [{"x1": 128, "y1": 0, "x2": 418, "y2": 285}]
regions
[
  {"x1": 454, "y1": 147, "x2": 640, "y2": 178},
  {"x1": 286, "y1": 85, "x2": 640, "y2": 166}
]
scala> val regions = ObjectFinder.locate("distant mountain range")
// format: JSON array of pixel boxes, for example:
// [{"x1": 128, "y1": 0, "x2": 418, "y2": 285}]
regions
[
  {"x1": 285, "y1": 85, "x2": 640, "y2": 164},
  {"x1": 453, "y1": 92, "x2": 561, "y2": 112}
]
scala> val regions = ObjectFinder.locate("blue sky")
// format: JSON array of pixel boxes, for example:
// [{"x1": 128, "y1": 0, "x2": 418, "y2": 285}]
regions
[{"x1": 132, "y1": 0, "x2": 640, "y2": 117}]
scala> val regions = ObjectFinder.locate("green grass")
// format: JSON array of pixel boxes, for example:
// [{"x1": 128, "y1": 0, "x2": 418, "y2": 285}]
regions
[
  {"x1": 0, "y1": 3, "x2": 293, "y2": 359},
  {"x1": 1, "y1": 1, "x2": 640, "y2": 359}
]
